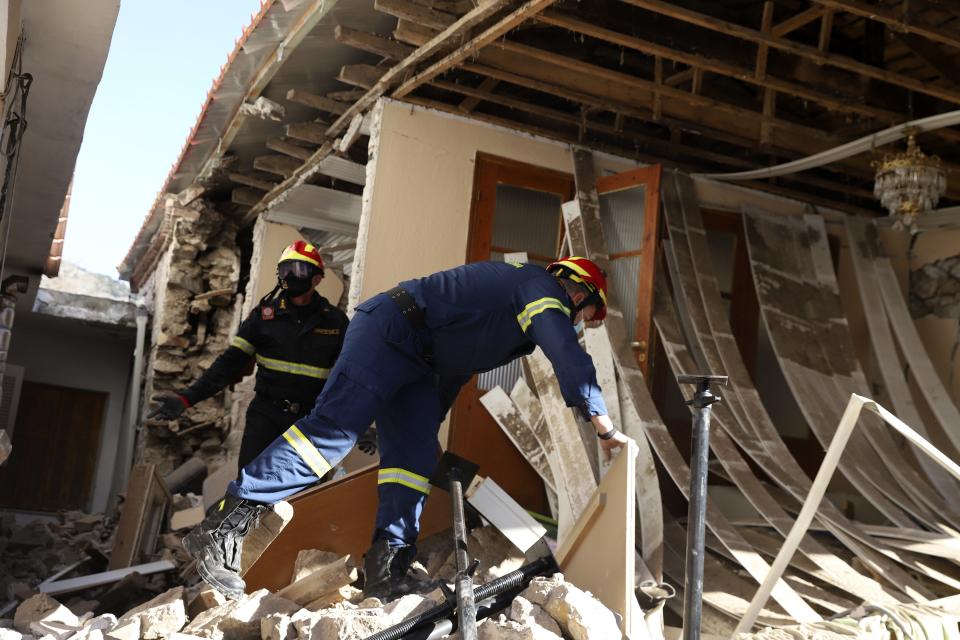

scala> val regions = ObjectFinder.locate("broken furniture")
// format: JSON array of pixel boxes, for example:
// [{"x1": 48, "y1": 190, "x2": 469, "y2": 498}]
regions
[{"x1": 108, "y1": 464, "x2": 171, "y2": 570}]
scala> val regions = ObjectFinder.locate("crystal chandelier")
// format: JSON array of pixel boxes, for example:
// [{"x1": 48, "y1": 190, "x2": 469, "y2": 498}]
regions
[{"x1": 873, "y1": 133, "x2": 946, "y2": 230}]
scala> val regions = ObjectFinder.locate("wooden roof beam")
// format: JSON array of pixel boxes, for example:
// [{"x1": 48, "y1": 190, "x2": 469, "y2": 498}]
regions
[
  {"x1": 619, "y1": 0, "x2": 960, "y2": 105},
  {"x1": 228, "y1": 172, "x2": 277, "y2": 191},
  {"x1": 285, "y1": 89, "x2": 349, "y2": 115},
  {"x1": 459, "y1": 76, "x2": 500, "y2": 112},
  {"x1": 374, "y1": 0, "x2": 457, "y2": 30},
  {"x1": 266, "y1": 137, "x2": 315, "y2": 161},
  {"x1": 813, "y1": 0, "x2": 960, "y2": 51},
  {"x1": 334, "y1": 23, "x2": 413, "y2": 60},
  {"x1": 285, "y1": 121, "x2": 329, "y2": 144},
  {"x1": 896, "y1": 32, "x2": 960, "y2": 88},
  {"x1": 337, "y1": 64, "x2": 387, "y2": 89},
  {"x1": 535, "y1": 12, "x2": 914, "y2": 127},
  {"x1": 254, "y1": 155, "x2": 302, "y2": 178},
  {"x1": 771, "y1": 6, "x2": 827, "y2": 37}
]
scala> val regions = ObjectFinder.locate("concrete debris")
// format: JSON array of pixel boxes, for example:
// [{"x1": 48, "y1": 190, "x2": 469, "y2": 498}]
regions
[
  {"x1": 14, "y1": 594, "x2": 79, "y2": 635},
  {"x1": 509, "y1": 596, "x2": 562, "y2": 637},
  {"x1": 521, "y1": 575, "x2": 620, "y2": 640},
  {"x1": 910, "y1": 257, "x2": 960, "y2": 318},
  {"x1": 276, "y1": 555, "x2": 357, "y2": 606},
  {"x1": 103, "y1": 617, "x2": 139, "y2": 640},
  {"x1": 118, "y1": 587, "x2": 186, "y2": 639},
  {"x1": 182, "y1": 589, "x2": 297, "y2": 640},
  {"x1": 291, "y1": 550, "x2": 341, "y2": 584},
  {"x1": 0, "y1": 631, "x2": 29, "y2": 640},
  {"x1": 478, "y1": 617, "x2": 563, "y2": 640},
  {"x1": 239, "y1": 97, "x2": 285, "y2": 122},
  {"x1": 186, "y1": 590, "x2": 225, "y2": 620},
  {"x1": 437, "y1": 525, "x2": 525, "y2": 584},
  {"x1": 169, "y1": 507, "x2": 205, "y2": 532}
]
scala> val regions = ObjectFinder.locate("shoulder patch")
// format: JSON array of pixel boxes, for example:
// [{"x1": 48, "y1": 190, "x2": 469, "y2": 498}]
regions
[{"x1": 261, "y1": 306, "x2": 275, "y2": 320}]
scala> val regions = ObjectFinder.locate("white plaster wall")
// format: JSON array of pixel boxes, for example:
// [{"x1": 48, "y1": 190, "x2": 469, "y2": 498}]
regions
[
  {"x1": 353, "y1": 99, "x2": 639, "y2": 303},
  {"x1": 8, "y1": 312, "x2": 135, "y2": 513},
  {"x1": 252, "y1": 221, "x2": 343, "y2": 307}
]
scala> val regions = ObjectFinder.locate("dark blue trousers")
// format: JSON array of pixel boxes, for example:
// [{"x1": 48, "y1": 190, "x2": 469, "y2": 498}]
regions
[{"x1": 228, "y1": 294, "x2": 444, "y2": 547}]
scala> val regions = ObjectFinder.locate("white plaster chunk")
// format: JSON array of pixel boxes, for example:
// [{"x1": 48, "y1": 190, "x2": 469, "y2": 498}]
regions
[
  {"x1": 258, "y1": 613, "x2": 293, "y2": 640},
  {"x1": 103, "y1": 617, "x2": 139, "y2": 640},
  {"x1": 118, "y1": 587, "x2": 186, "y2": 640},
  {"x1": 478, "y1": 617, "x2": 562, "y2": 640},
  {"x1": 182, "y1": 590, "x2": 298, "y2": 640},
  {"x1": 0, "y1": 630, "x2": 32, "y2": 640},
  {"x1": 14, "y1": 594, "x2": 79, "y2": 635},
  {"x1": 381, "y1": 594, "x2": 435, "y2": 626},
  {"x1": 509, "y1": 597, "x2": 561, "y2": 636},
  {"x1": 292, "y1": 550, "x2": 342, "y2": 583},
  {"x1": 542, "y1": 584, "x2": 620, "y2": 640}
]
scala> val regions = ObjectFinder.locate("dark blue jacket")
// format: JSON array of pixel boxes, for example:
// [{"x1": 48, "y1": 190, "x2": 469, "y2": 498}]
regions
[{"x1": 400, "y1": 261, "x2": 608, "y2": 418}]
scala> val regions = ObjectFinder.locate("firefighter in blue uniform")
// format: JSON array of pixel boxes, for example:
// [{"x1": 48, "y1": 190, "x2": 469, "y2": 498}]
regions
[
  {"x1": 149, "y1": 241, "x2": 355, "y2": 471},
  {"x1": 182, "y1": 256, "x2": 631, "y2": 600}
]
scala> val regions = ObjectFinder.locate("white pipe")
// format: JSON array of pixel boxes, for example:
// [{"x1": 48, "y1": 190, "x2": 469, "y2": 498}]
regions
[
  {"x1": 696, "y1": 109, "x2": 960, "y2": 181},
  {"x1": 113, "y1": 303, "x2": 148, "y2": 499}
]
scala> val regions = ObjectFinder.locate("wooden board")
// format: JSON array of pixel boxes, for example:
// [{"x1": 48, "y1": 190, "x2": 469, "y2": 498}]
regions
[
  {"x1": 660, "y1": 171, "x2": 929, "y2": 601},
  {"x1": 39, "y1": 560, "x2": 175, "y2": 596},
  {"x1": 585, "y1": 325, "x2": 620, "y2": 477},
  {"x1": 843, "y1": 216, "x2": 960, "y2": 503},
  {"x1": 244, "y1": 465, "x2": 452, "y2": 592},
  {"x1": 564, "y1": 156, "x2": 818, "y2": 623},
  {"x1": 109, "y1": 464, "x2": 170, "y2": 571},
  {"x1": 559, "y1": 440, "x2": 638, "y2": 638},
  {"x1": 467, "y1": 477, "x2": 547, "y2": 553},
  {"x1": 479, "y1": 386, "x2": 556, "y2": 490}
]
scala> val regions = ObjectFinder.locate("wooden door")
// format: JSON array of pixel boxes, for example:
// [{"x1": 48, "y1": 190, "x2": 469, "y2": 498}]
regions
[
  {"x1": 0, "y1": 381, "x2": 107, "y2": 511},
  {"x1": 596, "y1": 166, "x2": 663, "y2": 379},
  {"x1": 447, "y1": 153, "x2": 574, "y2": 515}
]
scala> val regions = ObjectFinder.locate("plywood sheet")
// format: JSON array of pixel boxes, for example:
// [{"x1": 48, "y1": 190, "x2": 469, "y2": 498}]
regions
[
  {"x1": 560, "y1": 440, "x2": 638, "y2": 638},
  {"x1": 480, "y1": 386, "x2": 556, "y2": 490}
]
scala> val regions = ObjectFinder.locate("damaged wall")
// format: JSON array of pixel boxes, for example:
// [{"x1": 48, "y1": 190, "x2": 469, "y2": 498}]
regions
[
  {"x1": 136, "y1": 194, "x2": 242, "y2": 475},
  {"x1": 351, "y1": 100, "x2": 638, "y2": 306}
]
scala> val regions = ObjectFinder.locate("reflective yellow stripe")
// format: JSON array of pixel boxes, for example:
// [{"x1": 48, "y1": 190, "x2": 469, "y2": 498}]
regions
[
  {"x1": 231, "y1": 336, "x2": 256, "y2": 356},
  {"x1": 378, "y1": 467, "x2": 431, "y2": 495},
  {"x1": 516, "y1": 297, "x2": 570, "y2": 332},
  {"x1": 256, "y1": 355, "x2": 330, "y2": 379},
  {"x1": 282, "y1": 425, "x2": 332, "y2": 479}
]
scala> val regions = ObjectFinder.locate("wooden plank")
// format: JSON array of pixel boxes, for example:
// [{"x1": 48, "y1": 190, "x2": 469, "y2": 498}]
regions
[
  {"x1": 240, "y1": 501, "x2": 294, "y2": 576},
  {"x1": 253, "y1": 155, "x2": 302, "y2": 178},
  {"x1": 285, "y1": 89, "x2": 349, "y2": 115},
  {"x1": 813, "y1": 0, "x2": 960, "y2": 50},
  {"x1": 479, "y1": 386, "x2": 556, "y2": 490},
  {"x1": 844, "y1": 216, "x2": 960, "y2": 503},
  {"x1": 559, "y1": 440, "x2": 638, "y2": 638},
  {"x1": 266, "y1": 138, "x2": 314, "y2": 162},
  {"x1": 525, "y1": 348, "x2": 597, "y2": 528},
  {"x1": 334, "y1": 23, "x2": 413, "y2": 60},
  {"x1": 337, "y1": 64, "x2": 386, "y2": 89},
  {"x1": 584, "y1": 326, "x2": 619, "y2": 477},
  {"x1": 40, "y1": 561, "x2": 176, "y2": 596},
  {"x1": 659, "y1": 171, "x2": 930, "y2": 601},
  {"x1": 228, "y1": 172, "x2": 276, "y2": 191},
  {"x1": 285, "y1": 121, "x2": 328, "y2": 144},
  {"x1": 316, "y1": 155, "x2": 366, "y2": 185},
  {"x1": 245, "y1": 466, "x2": 452, "y2": 592},
  {"x1": 374, "y1": 0, "x2": 456, "y2": 30},
  {"x1": 564, "y1": 156, "x2": 819, "y2": 622},
  {"x1": 232, "y1": 187, "x2": 261, "y2": 207},
  {"x1": 109, "y1": 464, "x2": 169, "y2": 571},
  {"x1": 466, "y1": 477, "x2": 547, "y2": 553}
]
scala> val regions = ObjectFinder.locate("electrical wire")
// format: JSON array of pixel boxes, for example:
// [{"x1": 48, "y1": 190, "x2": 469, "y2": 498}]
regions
[{"x1": 0, "y1": 32, "x2": 32, "y2": 285}]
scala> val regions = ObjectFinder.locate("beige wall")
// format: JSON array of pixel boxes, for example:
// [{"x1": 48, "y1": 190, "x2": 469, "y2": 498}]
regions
[
  {"x1": 255, "y1": 221, "x2": 343, "y2": 307},
  {"x1": 353, "y1": 100, "x2": 637, "y2": 304}
]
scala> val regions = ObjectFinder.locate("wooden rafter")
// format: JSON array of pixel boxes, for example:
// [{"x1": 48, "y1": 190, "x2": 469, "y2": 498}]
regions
[
  {"x1": 818, "y1": 9, "x2": 835, "y2": 52},
  {"x1": 254, "y1": 155, "x2": 301, "y2": 178},
  {"x1": 285, "y1": 89, "x2": 349, "y2": 115},
  {"x1": 228, "y1": 172, "x2": 276, "y2": 191},
  {"x1": 896, "y1": 33, "x2": 960, "y2": 87},
  {"x1": 534, "y1": 11, "x2": 927, "y2": 129},
  {"x1": 334, "y1": 23, "x2": 413, "y2": 60},
  {"x1": 620, "y1": 0, "x2": 960, "y2": 105},
  {"x1": 459, "y1": 76, "x2": 499, "y2": 112},
  {"x1": 813, "y1": 0, "x2": 960, "y2": 51},
  {"x1": 266, "y1": 137, "x2": 314, "y2": 161},
  {"x1": 285, "y1": 121, "x2": 328, "y2": 144},
  {"x1": 374, "y1": 0, "x2": 457, "y2": 30}
]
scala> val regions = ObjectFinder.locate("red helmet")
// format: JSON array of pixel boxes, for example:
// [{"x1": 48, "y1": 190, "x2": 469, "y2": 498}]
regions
[
  {"x1": 547, "y1": 256, "x2": 608, "y2": 321},
  {"x1": 278, "y1": 240, "x2": 324, "y2": 277}
]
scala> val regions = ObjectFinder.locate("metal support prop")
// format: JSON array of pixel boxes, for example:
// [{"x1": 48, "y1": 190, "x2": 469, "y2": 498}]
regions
[{"x1": 676, "y1": 374, "x2": 728, "y2": 640}]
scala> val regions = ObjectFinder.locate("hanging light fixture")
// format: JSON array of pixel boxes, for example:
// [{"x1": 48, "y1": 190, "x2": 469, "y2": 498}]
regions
[{"x1": 873, "y1": 132, "x2": 947, "y2": 230}]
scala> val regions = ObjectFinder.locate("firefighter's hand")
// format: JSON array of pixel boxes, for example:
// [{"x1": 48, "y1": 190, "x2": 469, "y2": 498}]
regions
[
  {"x1": 592, "y1": 414, "x2": 632, "y2": 461},
  {"x1": 357, "y1": 425, "x2": 378, "y2": 455},
  {"x1": 148, "y1": 394, "x2": 188, "y2": 421}
]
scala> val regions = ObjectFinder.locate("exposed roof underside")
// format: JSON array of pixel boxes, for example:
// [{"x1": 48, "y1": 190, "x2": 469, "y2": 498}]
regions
[{"x1": 123, "y1": 0, "x2": 960, "y2": 285}]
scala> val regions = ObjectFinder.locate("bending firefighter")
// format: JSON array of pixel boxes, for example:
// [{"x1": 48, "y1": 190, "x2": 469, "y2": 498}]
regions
[
  {"x1": 181, "y1": 257, "x2": 631, "y2": 600},
  {"x1": 149, "y1": 241, "x2": 354, "y2": 470}
]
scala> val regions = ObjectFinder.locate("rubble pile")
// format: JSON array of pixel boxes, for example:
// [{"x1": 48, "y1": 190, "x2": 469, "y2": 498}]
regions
[
  {"x1": 0, "y1": 512, "x2": 116, "y2": 601},
  {"x1": 139, "y1": 192, "x2": 243, "y2": 476},
  {"x1": 0, "y1": 526, "x2": 623, "y2": 640}
]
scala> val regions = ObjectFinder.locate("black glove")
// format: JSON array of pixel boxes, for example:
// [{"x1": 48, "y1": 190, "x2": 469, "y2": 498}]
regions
[
  {"x1": 148, "y1": 394, "x2": 188, "y2": 420},
  {"x1": 357, "y1": 425, "x2": 377, "y2": 455}
]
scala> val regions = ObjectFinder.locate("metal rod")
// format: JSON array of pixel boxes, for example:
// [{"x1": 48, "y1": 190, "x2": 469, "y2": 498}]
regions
[
  {"x1": 678, "y1": 374, "x2": 727, "y2": 640},
  {"x1": 450, "y1": 471, "x2": 478, "y2": 640}
]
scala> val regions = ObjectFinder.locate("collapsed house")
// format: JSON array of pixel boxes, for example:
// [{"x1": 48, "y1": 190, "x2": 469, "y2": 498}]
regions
[{"x1": 6, "y1": 0, "x2": 960, "y2": 637}]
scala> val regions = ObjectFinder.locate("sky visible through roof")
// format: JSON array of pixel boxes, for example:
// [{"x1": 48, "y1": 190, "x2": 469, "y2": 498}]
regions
[{"x1": 62, "y1": 0, "x2": 264, "y2": 277}]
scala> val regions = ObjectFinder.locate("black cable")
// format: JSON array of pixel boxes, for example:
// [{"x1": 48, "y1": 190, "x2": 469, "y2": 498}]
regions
[{"x1": 0, "y1": 32, "x2": 32, "y2": 227}]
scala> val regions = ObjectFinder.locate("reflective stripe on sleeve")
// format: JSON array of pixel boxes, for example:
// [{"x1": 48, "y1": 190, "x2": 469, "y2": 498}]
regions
[
  {"x1": 282, "y1": 425, "x2": 332, "y2": 479},
  {"x1": 377, "y1": 467, "x2": 431, "y2": 495},
  {"x1": 516, "y1": 297, "x2": 571, "y2": 332},
  {"x1": 256, "y1": 355, "x2": 330, "y2": 379},
  {"x1": 230, "y1": 336, "x2": 256, "y2": 356}
]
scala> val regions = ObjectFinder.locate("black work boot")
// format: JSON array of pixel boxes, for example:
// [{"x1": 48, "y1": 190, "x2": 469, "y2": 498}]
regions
[
  {"x1": 182, "y1": 495, "x2": 267, "y2": 599},
  {"x1": 362, "y1": 538, "x2": 437, "y2": 602}
]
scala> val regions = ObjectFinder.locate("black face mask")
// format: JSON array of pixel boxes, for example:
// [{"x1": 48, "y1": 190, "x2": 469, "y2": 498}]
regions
[{"x1": 280, "y1": 274, "x2": 314, "y2": 296}]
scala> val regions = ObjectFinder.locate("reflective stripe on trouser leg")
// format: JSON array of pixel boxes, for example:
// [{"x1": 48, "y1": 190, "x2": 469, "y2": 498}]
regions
[
  {"x1": 282, "y1": 425, "x2": 332, "y2": 479},
  {"x1": 373, "y1": 377, "x2": 444, "y2": 547}
]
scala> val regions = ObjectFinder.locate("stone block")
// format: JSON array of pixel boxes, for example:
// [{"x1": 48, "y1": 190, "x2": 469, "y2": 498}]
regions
[
  {"x1": 186, "y1": 589, "x2": 226, "y2": 619},
  {"x1": 14, "y1": 594, "x2": 79, "y2": 635},
  {"x1": 381, "y1": 594, "x2": 436, "y2": 626},
  {"x1": 277, "y1": 555, "x2": 357, "y2": 606},
  {"x1": 118, "y1": 586, "x2": 186, "y2": 640},
  {"x1": 478, "y1": 617, "x2": 563, "y2": 640},
  {"x1": 103, "y1": 617, "x2": 139, "y2": 640},
  {"x1": 258, "y1": 614, "x2": 292, "y2": 640},
  {"x1": 169, "y1": 506, "x2": 205, "y2": 531},
  {"x1": 308, "y1": 609, "x2": 391, "y2": 640},
  {"x1": 541, "y1": 584, "x2": 620, "y2": 640},
  {"x1": 291, "y1": 550, "x2": 341, "y2": 584},
  {"x1": 182, "y1": 589, "x2": 298, "y2": 640},
  {"x1": 510, "y1": 596, "x2": 562, "y2": 636}
]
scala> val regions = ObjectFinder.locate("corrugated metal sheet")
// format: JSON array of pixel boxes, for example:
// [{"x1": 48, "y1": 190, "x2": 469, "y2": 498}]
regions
[
  {"x1": 477, "y1": 360, "x2": 523, "y2": 392},
  {"x1": 492, "y1": 184, "x2": 562, "y2": 260}
]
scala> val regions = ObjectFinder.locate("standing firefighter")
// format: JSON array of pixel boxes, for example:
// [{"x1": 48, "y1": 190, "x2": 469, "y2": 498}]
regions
[
  {"x1": 150, "y1": 241, "x2": 352, "y2": 470},
  {"x1": 182, "y1": 257, "x2": 631, "y2": 600}
]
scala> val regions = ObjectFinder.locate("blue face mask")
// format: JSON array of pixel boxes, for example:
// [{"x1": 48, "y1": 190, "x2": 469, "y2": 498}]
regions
[{"x1": 573, "y1": 319, "x2": 585, "y2": 335}]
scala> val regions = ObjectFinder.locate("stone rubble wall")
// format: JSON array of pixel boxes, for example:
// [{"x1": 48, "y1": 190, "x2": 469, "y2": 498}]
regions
[{"x1": 135, "y1": 194, "x2": 243, "y2": 476}]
